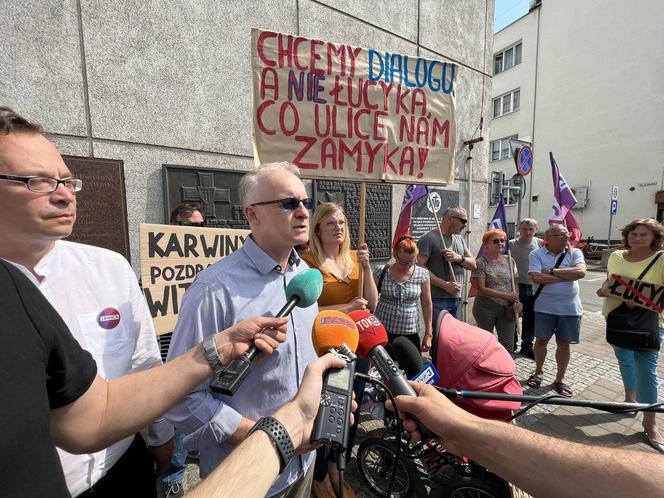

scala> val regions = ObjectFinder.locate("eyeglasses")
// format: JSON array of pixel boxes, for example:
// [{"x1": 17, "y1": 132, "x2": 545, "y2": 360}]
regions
[
  {"x1": 177, "y1": 220, "x2": 205, "y2": 227},
  {"x1": 396, "y1": 256, "x2": 416, "y2": 267},
  {"x1": 0, "y1": 174, "x2": 82, "y2": 193},
  {"x1": 251, "y1": 197, "x2": 314, "y2": 210},
  {"x1": 491, "y1": 239, "x2": 506, "y2": 244},
  {"x1": 452, "y1": 216, "x2": 468, "y2": 225}
]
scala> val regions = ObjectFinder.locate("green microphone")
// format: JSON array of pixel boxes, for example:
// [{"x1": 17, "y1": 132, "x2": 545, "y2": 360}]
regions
[{"x1": 210, "y1": 269, "x2": 323, "y2": 395}]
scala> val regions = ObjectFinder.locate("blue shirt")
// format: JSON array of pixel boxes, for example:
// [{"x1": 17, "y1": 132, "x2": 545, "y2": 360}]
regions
[
  {"x1": 528, "y1": 246, "x2": 585, "y2": 316},
  {"x1": 166, "y1": 236, "x2": 318, "y2": 495}
]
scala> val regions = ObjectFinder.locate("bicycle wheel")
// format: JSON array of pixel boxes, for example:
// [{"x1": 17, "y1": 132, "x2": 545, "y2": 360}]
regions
[
  {"x1": 440, "y1": 474, "x2": 511, "y2": 498},
  {"x1": 357, "y1": 437, "x2": 420, "y2": 498}
]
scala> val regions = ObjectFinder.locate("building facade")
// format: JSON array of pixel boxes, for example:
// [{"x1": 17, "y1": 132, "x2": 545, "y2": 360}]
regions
[
  {"x1": 489, "y1": 0, "x2": 664, "y2": 241},
  {"x1": 2, "y1": 0, "x2": 495, "y2": 270}
]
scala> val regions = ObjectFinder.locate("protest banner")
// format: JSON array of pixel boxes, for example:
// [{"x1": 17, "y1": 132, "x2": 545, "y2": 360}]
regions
[
  {"x1": 607, "y1": 274, "x2": 664, "y2": 313},
  {"x1": 251, "y1": 29, "x2": 456, "y2": 185},
  {"x1": 140, "y1": 224, "x2": 250, "y2": 335}
]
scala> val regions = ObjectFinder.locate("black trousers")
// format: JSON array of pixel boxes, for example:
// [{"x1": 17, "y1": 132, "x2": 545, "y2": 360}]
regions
[{"x1": 78, "y1": 434, "x2": 156, "y2": 497}]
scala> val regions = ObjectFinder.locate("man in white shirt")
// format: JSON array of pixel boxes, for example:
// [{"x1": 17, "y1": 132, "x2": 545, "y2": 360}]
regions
[{"x1": 0, "y1": 107, "x2": 173, "y2": 497}]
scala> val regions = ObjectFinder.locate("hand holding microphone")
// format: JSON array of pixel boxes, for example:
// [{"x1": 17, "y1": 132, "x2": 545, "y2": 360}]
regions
[{"x1": 211, "y1": 269, "x2": 323, "y2": 395}]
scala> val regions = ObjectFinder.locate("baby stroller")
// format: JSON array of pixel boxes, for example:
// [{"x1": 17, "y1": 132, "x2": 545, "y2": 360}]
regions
[{"x1": 357, "y1": 311, "x2": 523, "y2": 497}]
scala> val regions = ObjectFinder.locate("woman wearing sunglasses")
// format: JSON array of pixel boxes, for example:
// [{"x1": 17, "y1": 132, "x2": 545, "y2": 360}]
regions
[
  {"x1": 471, "y1": 229, "x2": 521, "y2": 353},
  {"x1": 373, "y1": 234, "x2": 433, "y2": 352},
  {"x1": 301, "y1": 202, "x2": 378, "y2": 498}
]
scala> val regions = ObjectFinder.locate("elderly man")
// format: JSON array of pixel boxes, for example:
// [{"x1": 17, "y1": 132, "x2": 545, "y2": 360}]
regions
[
  {"x1": 167, "y1": 163, "x2": 318, "y2": 498},
  {"x1": 526, "y1": 224, "x2": 586, "y2": 397},
  {"x1": 510, "y1": 218, "x2": 544, "y2": 358},
  {"x1": 417, "y1": 207, "x2": 476, "y2": 326},
  {"x1": 0, "y1": 107, "x2": 176, "y2": 497}
]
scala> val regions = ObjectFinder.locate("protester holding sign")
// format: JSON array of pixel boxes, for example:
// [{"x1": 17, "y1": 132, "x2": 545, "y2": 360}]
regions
[{"x1": 597, "y1": 218, "x2": 664, "y2": 453}]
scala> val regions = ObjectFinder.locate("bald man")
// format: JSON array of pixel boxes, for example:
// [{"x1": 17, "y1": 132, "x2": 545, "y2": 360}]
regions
[{"x1": 166, "y1": 163, "x2": 318, "y2": 498}]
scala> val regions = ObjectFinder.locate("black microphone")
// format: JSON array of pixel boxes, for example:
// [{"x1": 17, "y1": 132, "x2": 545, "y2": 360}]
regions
[
  {"x1": 210, "y1": 269, "x2": 323, "y2": 395},
  {"x1": 349, "y1": 310, "x2": 417, "y2": 397},
  {"x1": 392, "y1": 336, "x2": 441, "y2": 385}
]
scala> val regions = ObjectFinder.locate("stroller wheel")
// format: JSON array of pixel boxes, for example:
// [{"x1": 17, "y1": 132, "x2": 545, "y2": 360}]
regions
[
  {"x1": 440, "y1": 474, "x2": 511, "y2": 498},
  {"x1": 358, "y1": 437, "x2": 420, "y2": 498}
]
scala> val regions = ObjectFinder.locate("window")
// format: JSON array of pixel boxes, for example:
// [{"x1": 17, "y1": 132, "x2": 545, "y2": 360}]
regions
[
  {"x1": 494, "y1": 42, "x2": 522, "y2": 75},
  {"x1": 492, "y1": 89, "x2": 521, "y2": 118},
  {"x1": 490, "y1": 135, "x2": 518, "y2": 162}
]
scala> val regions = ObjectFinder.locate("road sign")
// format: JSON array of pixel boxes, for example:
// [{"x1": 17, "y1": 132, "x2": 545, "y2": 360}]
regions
[
  {"x1": 516, "y1": 145, "x2": 533, "y2": 176},
  {"x1": 611, "y1": 199, "x2": 618, "y2": 215},
  {"x1": 611, "y1": 185, "x2": 619, "y2": 200}
]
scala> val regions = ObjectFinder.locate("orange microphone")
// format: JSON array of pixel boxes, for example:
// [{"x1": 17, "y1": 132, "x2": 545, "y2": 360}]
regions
[{"x1": 312, "y1": 310, "x2": 359, "y2": 357}]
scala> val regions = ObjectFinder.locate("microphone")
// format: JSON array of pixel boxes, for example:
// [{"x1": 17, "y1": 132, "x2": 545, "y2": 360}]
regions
[
  {"x1": 311, "y1": 310, "x2": 359, "y2": 357},
  {"x1": 348, "y1": 310, "x2": 417, "y2": 397},
  {"x1": 392, "y1": 336, "x2": 440, "y2": 385},
  {"x1": 210, "y1": 268, "x2": 323, "y2": 395}
]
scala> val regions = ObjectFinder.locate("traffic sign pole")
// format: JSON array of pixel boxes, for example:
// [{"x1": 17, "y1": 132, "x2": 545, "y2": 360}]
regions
[{"x1": 607, "y1": 186, "x2": 618, "y2": 245}]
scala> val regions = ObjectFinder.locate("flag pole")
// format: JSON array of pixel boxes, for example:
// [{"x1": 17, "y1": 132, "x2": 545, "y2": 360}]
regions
[
  {"x1": 358, "y1": 181, "x2": 366, "y2": 299},
  {"x1": 508, "y1": 249, "x2": 520, "y2": 341},
  {"x1": 427, "y1": 191, "x2": 456, "y2": 281}
]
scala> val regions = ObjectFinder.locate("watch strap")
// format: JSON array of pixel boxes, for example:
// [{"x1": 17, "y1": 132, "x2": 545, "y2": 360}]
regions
[
  {"x1": 203, "y1": 335, "x2": 225, "y2": 376},
  {"x1": 248, "y1": 416, "x2": 295, "y2": 474}
]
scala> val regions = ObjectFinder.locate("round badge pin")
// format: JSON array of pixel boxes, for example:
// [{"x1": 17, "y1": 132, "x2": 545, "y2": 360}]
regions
[{"x1": 97, "y1": 307, "x2": 121, "y2": 329}]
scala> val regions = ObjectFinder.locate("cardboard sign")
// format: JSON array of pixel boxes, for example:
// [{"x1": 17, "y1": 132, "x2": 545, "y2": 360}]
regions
[
  {"x1": 140, "y1": 224, "x2": 250, "y2": 335},
  {"x1": 251, "y1": 29, "x2": 456, "y2": 185},
  {"x1": 607, "y1": 274, "x2": 664, "y2": 313}
]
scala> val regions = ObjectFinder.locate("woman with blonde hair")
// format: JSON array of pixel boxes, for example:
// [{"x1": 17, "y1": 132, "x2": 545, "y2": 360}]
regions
[
  {"x1": 301, "y1": 202, "x2": 378, "y2": 313},
  {"x1": 597, "y1": 218, "x2": 664, "y2": 453},
  {"x1": 471, "y1": 229, "x2": 521, "y2": 352}
]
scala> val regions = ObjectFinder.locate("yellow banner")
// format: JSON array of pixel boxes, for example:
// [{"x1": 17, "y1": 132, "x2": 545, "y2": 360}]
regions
[
  {"x1": 252, "y1": 29, "x2": 456, "y2": 185},
  {"x1": 607, "y1": 274, "x2": 664, "y2": 313}
]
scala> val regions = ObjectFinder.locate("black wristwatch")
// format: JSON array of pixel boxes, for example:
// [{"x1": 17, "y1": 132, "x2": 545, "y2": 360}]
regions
[
  {"x1": 549, "y1": 268, "x2": 555, "y2": 276},
  {"x1": 248, "y1": 417, "x2": 295, "y2": 474},
  {"x1": 459, "y1": 255, "x2": 466, "y2": 265}
]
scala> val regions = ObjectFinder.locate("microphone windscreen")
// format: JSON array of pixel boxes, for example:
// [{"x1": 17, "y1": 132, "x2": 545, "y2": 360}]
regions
[
  {"x1": 392, "y1": 336, "x2": 423, "y2": 378},
  {"x1": 286, "y1": 269, "x2": 323, "y2": 308},
  {"x1": 311, "y1": 310, "x2": 359, "y2": 357},
  {"x1": 348, "y1": 310, "x2": 388, "y2": 359}
]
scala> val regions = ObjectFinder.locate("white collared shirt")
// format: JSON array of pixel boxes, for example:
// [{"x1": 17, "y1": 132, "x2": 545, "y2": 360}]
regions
[{"x1": 7, "y1": 240, "x2": 173, "y2": 497}]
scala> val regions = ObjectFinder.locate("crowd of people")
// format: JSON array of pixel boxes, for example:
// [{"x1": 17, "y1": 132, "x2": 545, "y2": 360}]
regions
[{"x1": 1, "y1": 105, "x2": 663, "y2": 498}]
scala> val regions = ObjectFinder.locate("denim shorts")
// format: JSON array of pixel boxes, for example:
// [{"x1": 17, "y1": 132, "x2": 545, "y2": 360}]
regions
[{"x1": 534, "y1": 312, "x2": 581, "y2": 344}]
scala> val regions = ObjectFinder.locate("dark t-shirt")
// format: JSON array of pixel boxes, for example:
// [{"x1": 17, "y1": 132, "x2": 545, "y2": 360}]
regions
[
  {"x1": 417, "y1": 229, "x2": 468, "y2": 298},
  {"x1": 0, "y1": 260, "x2": 97, "y2": 498}
]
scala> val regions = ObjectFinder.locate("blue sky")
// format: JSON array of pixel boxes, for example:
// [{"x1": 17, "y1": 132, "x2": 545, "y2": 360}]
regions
[{"x1": 494, "y1": 0, "x2": 529, "y2": 32}]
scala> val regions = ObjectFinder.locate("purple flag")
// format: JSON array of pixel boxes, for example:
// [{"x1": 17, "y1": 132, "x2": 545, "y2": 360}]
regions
[
  {"x1": 393, "y1": 185, "x2": 429, "y2": 247},
  {"x1": 548, "y1": 152, "x2": 582, "y2": 246}
]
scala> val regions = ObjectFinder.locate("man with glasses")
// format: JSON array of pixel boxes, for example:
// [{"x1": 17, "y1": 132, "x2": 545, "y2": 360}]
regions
[
  {"x1": 166, "y1": 163, "x2": 318, "y2": 498},
  {"x1": 526, "y1": 224, "x2": 586, "y2": 398},
  {"x1": 417, "y1": 207, "x2": 476, "y2": 328},
  {"x1": 0, "y1": 107, "x2": 175, "y2": 496}
]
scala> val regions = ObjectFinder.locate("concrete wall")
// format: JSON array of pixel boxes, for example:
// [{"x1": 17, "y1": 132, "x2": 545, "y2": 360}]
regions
[
  {"x1": 2, "y1": 0, "x2": 493, "y2": 270},
  {"x1": 489, "y1": 0, "x2": 664, "y2": 239}
]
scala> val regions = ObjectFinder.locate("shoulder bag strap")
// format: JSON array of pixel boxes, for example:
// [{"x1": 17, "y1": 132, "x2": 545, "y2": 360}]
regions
[
  {"x1": 377, "y1": 264, "x2": 389, "y2": 294},
  {"x1": 636, "y1": 251, "x2": 663, "y2": 280},
  {"x1": 532, "y1": 248, "x2": 569, "y2": 301}
]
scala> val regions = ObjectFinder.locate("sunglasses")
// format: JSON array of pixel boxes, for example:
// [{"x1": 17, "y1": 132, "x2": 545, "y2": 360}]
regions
[
  {"x1": 178, "y1": 220, "x2": 205, "y2": 227},
  {"x1": 452, "y1": 216, "x2": 468, "y2": 225},
  {"x1": 396, "y1": 257, "x2": 416, "y2": 267},
  {"x1": 491, "y1": 239, "x2": 506, "y2": 244},
  {"x1": 251, "y1": 197, "x2": 315, "y2": 210}
]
